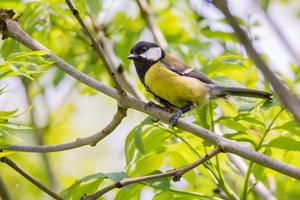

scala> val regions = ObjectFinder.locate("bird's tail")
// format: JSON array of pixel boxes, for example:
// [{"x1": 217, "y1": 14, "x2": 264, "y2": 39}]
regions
[{"x1": 213, "y1": 86, "x2": 272, "y2": 100}]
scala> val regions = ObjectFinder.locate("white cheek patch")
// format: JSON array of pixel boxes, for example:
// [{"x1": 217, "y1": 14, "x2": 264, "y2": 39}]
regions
[{"x1": 140, "y1": 47, "x2": 162, "y2": 61}]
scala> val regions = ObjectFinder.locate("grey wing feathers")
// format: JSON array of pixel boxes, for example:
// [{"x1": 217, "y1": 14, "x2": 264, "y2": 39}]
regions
[
  {"x1": 181, "y1": 69, "x2": 214, "y2": 84},
  {"x1": 161, "y1": 54, "x2": 214, "y2": 84}
]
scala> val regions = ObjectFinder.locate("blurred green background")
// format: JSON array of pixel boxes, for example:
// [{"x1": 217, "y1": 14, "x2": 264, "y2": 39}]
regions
[{"x1": 1, "y1": 0, "x2": 300, "y2": 199}]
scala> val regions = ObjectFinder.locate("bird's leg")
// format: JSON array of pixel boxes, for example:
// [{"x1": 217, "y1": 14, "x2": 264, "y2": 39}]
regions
[{"x1": 169, "y1": 103, "x2": 194, "y2": 125}]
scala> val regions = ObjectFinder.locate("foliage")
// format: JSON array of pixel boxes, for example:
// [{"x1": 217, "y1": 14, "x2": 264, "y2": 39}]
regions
[{"x1": 0, "y1": 0, "x2": 300, "y2": 200}]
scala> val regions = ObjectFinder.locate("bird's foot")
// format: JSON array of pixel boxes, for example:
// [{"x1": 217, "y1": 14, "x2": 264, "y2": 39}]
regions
[{"x1": 169, "y1": 110, "x2": 183, "y2": 126}]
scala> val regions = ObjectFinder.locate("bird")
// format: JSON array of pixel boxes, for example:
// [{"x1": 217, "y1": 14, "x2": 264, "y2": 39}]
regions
[{"x1": 128, "y1": 41, "x2": 272, "y2": 125}]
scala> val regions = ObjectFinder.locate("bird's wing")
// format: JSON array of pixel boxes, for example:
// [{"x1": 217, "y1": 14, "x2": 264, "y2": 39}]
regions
[{"x1": 161, "y1": 54, "x2": 214, "y2": 84}]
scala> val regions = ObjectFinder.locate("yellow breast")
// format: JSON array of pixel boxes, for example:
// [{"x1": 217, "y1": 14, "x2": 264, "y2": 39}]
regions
[{"x1": 144, "y1": 63, "x2": 208, "y2": 107}]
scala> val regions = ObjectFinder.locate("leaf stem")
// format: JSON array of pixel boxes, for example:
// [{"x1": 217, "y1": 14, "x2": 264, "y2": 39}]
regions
[
  {"x1": 82, "y1": 147, "x2": 221, "y2": 200},
  {"x1": 209, "y1": 103, "x2": 239, "y2": 200},
  {"x1": 241, "y1": 107, "x2": 284, "y2": 200},
  {"x1": 0, "y1": 157, "x2": 63, "y2": 200}
]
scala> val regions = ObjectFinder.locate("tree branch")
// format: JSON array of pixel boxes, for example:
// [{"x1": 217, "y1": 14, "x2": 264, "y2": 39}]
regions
[
  {"x1": 5, "y1": 107, "x2": 127, "y2": 152},
  {"x1": 82, "y1": 147, "x2": 222, "y2": 200},
  {"x1": 89, "y1": 15, "x2": 145, "y2": 100},
  {"x1": 189, "y1": 3, "x2": 277, "y2": 198},
  {"x1": 228, "y1": 154, "x2": 276, "y2": 200},
  {"x1": 0, "y1": 175, "x2": 12, "y2": 200},
  {"x1": 64, "y1": 0, "x2": 124, "y2": 94},
  {"x1": 241, "y1": 107, "x2": 283, "y2": 200},
  {"x1": 1, "y1": 10, "x2": 300, "y2": 180},
  {"x1": 211, "y1": 0, "x2": 300, "y2": 124},
  {"x1": 135, "y1": 0, "x2": 168, "y2": 48},
  {"x1": 0, "y1": 157, "x2": 63, "y2": 200}
]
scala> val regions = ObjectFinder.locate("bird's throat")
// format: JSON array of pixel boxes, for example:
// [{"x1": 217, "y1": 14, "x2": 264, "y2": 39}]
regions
[{"x1": 134, "y1": 59, "x2": 156, "y2": 83}]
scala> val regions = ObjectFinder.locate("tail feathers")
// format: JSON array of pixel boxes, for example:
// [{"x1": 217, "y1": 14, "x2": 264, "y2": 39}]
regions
[{"x1": 213, "y1": 86, "x2": 272, "y2": 100}]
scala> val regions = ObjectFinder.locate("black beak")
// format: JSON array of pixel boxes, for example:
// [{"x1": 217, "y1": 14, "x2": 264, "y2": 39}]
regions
[{"x1": 127, "y1": 54, "x2": 138, "y2": 59}]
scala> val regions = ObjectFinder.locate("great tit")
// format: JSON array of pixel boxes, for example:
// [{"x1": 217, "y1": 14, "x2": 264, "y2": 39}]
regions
[{"x1": 128, "y1": 41, "x2": 272, "y2": 124}]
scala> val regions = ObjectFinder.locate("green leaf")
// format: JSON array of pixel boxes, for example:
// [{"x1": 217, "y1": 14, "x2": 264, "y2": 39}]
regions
[
  {"x1": 130, "y1": 152, "x2": 165, "y2": 176},
  {"x1": 153, "y1": 191, "x2": 174, "y2": 200},
  {"x1": 219, "y1": 16, "x2": 248, "y2": 27},
  {"x1": 142, "y1": 127, "x2": 169, "y2": 153},
  {"x1": 0, "y1": 39, "x2": 20, "y2": 58},
  {"x1": 236, "y1": 99, "x2": 258, "y2": 112},
  {"x1": 61, "y1": 177, "x2": 104, "y2": 200},
  {"x1": 168, "y1": 152, "x2": 197, "y2": 184},
  {"x1": 143, "y1": 170, "x2": 171, "y2": 190},
  {"x1": 85, "y1": 0, "x2": 102, "y2": 15},
  {"x1": 223, "y1": 133, "x2": 257, "y2": 147},
  {"x1": 0, "y1": 109, "x2": 18, "y2": 119},
  {"x1": 237, "y1": 114, "x2": 265, "y2": 127},
  {"x1": 0, "y1": 85, "x2": 8, "y2": 95},
  {"x1": 0, "y1": 108, "x2": 32, "y2": 134},
  {"x1": 0, "y1": 50, "x2": 52, "y2": 79},
  {"x1": 77, "y1": 171, "x2": 127, "y2": 183},
  {"x1": 260, "y1": 0, "x2": 271, "y2": 10},
  {"x1": 0, "y1": 130, "x2": 21, "y2": 148},
  {"x1": 202, "y1": 29, "x2": 237, "y2": 42},
  {"x1": 125, "y1": 117, "x2": 157, "y2": 166},
  {"x1": 115, "y1": 184, "x2": 143, "y2": 200},
  {"x1": 125, "y1": 126, "x2": 137, "y2": 166},
  {"x1": 0, "y1": 151, "x2": 13, "y2": 158},
  {"x1": 217, "y1": 117, "x2": 247, "y2": 132},
  {"x1": 206, "y1": 55, "x2": 251, "y2": 75},
  {"x1": 260, "y1": 97, "x2": 280, "y2": 110},
  {"x1": 273, "y1": 121, "x2": 300, "y2": 136},
  {"x1": 7, "y1": 51, "x2": 49, "y2": 60},
  {"x1": 105, "y1": 172, "x2": 128, "y2": 182},
  {"x1": 134, "y1": 126, "x2": 145, "y2": 154},
  {"x1": 195, "y1": 104, "x2": 210, "y2": 129},
  {"x1": 267, "y1": 137, "x2": 300, "y2": 152},
  {"x1": 52, "y1": 69, "x2": 65, "y2": 86},
  {"x1": 61, "y1": 172, "x2": 128, "y2": 199}
]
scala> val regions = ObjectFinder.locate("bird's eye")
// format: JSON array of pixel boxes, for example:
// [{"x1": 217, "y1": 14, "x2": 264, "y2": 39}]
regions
[{"x1": 140, "y1": 47, "x2": 147, "y2": 53}]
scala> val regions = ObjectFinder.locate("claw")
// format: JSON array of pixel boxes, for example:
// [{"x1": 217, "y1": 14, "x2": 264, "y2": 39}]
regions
[{"x1": 169, "y1": 110, "x2": 183, "y2": 126}]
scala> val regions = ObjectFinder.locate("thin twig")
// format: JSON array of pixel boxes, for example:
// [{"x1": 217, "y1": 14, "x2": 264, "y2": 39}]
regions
[
  {"x1": 89, "y1": 15, "x2": 145, "y2": 100},
  {"x1": 141, "y1": 3, "x2": 234, "y2": 198},
  {"x1": 1, "y1": 11, "x2": 300, "y2": 180},
  {"x1": 188, "y1": 3, "x2": 277, "y2": 199},
  {"x1": 0, "y1": 157, "x2": 64, "y2": 200},
  {"x1": 241, "y1": 108, "x2": 283, "y2": 200},
  {"x1": 228, "y1": 154, "x2": 276, "y2": 200},
  {"x1": 135, "y1": 0, "x2": 168, "y2": 48},
  {"x1": 211, "y1": 0, "x2": 300, "y2": 124},
  {"x1": 82, "y1": 147, "x2": 222, "y2": 200},
  {"x1": 5, "y1": 107, "x2": 127, "y2": 152},
  {"x1": 0, "y1": 175, "x2": 12, "y2": 200},
  {"x1": 64, "y1": 0, "x2": 124, "y2": 94}
]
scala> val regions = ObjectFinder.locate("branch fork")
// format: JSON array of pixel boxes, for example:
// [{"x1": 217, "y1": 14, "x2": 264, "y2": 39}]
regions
[{"x1": 82, "y1": 147, "x2": 221, "y2": 200}]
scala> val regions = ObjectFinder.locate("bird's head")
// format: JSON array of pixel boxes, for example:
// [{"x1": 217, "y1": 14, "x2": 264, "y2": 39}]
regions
[{"x1": 128, "y1": 41, "x2": 164, "y2": 62}]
